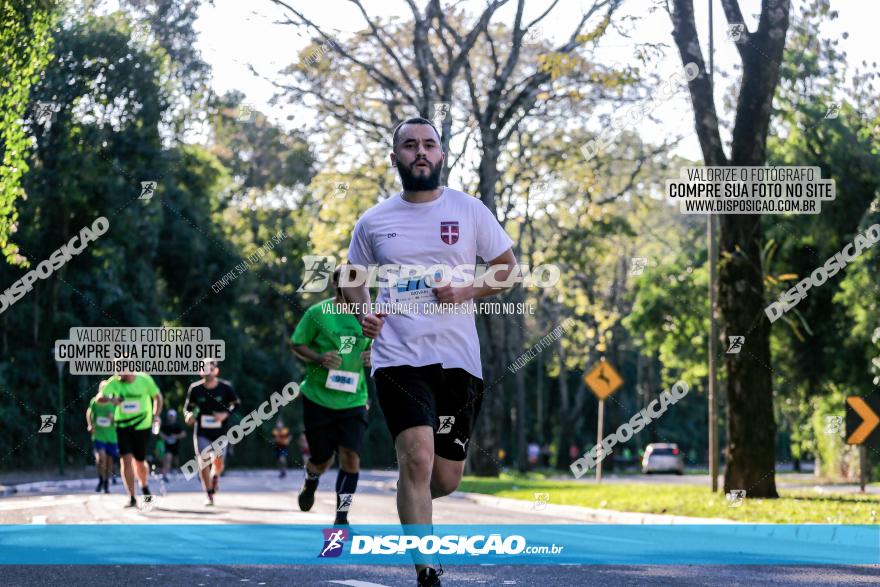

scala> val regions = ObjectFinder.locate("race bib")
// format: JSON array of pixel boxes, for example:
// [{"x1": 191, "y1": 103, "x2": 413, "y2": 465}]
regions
[
  {"x1": 200, "y1": 414, "x2": 222, "y2": 429},
  {"x1": 326, "y1": 369, "x2": 359, "y2": 393},
  {"x1": 389, "y1": 273, "x2": 439, "y2": 303},
  {"x1": 96, "y1": 417, "x2": 111, "y2": 427},
  {"x1": 121, "y1": 401, "x2": 140, "y2": 414}
]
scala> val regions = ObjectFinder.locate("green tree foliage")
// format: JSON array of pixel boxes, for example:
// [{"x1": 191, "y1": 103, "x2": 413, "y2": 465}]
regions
[{"x1": 0, "y1": 0, "x2": 59, "y2": 263}]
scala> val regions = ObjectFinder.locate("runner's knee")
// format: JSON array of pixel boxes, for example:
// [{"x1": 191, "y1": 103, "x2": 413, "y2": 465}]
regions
[
  {"x1": 399, "y1": 445, "x2": 434, "y2": 484},
  {"x1": 338, "y1": 447, "x2": 360, "y2": 472},
  {"x1": 309, "y1": 456, "x2": 333, "y2": 474}
]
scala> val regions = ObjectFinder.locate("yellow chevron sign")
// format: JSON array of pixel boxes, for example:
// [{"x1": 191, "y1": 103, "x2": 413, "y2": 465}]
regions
[{"x1": 845, "y1": 396, "x2": 880, "y2": 446}]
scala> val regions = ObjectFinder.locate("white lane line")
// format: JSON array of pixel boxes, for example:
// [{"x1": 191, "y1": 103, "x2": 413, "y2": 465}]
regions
[
  {"x1": 31, "y1": 515, "x2": 47, "y2": 524},
  {"x1": 327, "y1": 581, "x2": 393, "y2": 587}
]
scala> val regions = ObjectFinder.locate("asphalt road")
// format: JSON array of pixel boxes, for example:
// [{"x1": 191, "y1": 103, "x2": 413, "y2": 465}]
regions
[
  {"x1": 1, "y1": 469, "x2": 877, "y2": 586},
  {"x1": 2, "y1": 563, "x2": 879, "y2": 586}
]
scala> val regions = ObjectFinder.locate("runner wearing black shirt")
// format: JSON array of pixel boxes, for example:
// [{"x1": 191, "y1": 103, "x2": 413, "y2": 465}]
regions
[
  {"x1": 160, "y1": 409, "x2": 186, "y2": 482},
  {"x1": 184, "y1": 360, "x2": 240, "y2": 506}
]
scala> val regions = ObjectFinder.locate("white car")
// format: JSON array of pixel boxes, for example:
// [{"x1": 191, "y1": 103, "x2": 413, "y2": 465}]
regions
[{"x1": 642, "y1": 443, "x2": 685, "y2": 475}]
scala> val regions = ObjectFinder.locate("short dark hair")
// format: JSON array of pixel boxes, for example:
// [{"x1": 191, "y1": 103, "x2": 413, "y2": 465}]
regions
[{"x1": 391, "y1": 117, "x2": 441, "y2": 152}]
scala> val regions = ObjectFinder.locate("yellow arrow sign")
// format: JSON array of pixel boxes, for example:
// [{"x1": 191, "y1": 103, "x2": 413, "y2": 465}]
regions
[
  {"x1": 584, "y1": 360, "x2": 623, "y2": 400},
  {"x1": 846, "y1": 396, "x2": 880, "y2": 445}
]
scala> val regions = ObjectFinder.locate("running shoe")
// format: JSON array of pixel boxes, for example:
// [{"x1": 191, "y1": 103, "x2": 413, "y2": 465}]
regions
[
  {"x1": 298, "y1": 477, "x2": 319, "y2": 511},
  {"x1": 417, "y1": 567, "x2": 443, "y2": 586},
  {"x1": 124, "y1": 496, "x2": 137, "y2": 508}
]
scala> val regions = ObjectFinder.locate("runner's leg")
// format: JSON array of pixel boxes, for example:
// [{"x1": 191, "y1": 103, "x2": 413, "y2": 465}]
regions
[
  {"x1": 334, "y1": 446, "x2": 360, "y2": 524},
  {"x1": 396, "y1": 425, "x2": 434, "y2": 525},
  {"x1": 430, "y1": 456, "x2": 465, "y2": 498},
  {"x1": 120, "y1": 454, "x2": 136, "y2": 501},
  {"x1": 211, "y1": 456, "x2": 224, "y2": 492},
  {"x1": 94, "y1": 446, "x2": 104, "y2": 491}
]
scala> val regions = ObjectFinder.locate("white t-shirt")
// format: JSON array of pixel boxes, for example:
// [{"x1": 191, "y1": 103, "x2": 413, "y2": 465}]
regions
[{"x1": 346, "y1": 186, "x2": 514, "y2": 380}]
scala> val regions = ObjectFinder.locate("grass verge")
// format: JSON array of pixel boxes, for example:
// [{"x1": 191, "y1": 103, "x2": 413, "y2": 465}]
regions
[{"x1": 458, "y1": 474, "x2": 880, "y2": 523}]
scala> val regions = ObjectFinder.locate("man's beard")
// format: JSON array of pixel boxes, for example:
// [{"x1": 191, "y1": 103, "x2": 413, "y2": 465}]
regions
[{"x1": 397, "y1": 158, "x2": 442, "y2": 191}]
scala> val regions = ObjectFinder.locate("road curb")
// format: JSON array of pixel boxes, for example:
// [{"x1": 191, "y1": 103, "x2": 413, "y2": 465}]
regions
[
  {"x1": 0, "y1": 478, "x2": 96, "y2": 496},
  {"x1": 0, "y1": 469, "x2": 286, "y2": 497}
]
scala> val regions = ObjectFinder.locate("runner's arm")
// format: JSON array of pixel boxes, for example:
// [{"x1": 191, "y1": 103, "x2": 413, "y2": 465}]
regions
[
  {"x1": 291, "y1": 344, "x2": 323, "y2": 364},
  {"x1": 86, "y1": 406, "x2": 93, "y2": 433},
  {"x1": 183, "y1": 384, "x2": 196, "y2": 425},
  {"x1": 471, "y1": 248, "x2": 518, "y2": 299},
  {"x1": 432, "y1": 248, "x2": 518, "y2": 304},
  {"x1": 153, "y1": 391, "x2": 163, "y2": 421}
]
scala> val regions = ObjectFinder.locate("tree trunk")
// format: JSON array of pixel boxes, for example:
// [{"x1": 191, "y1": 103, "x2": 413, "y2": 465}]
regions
[
  {"x1": 719, "y1": 213, "x2": 777, "y2": 496},
  {"x1": 670, "y1": 0, "x2": 788, "y2": 498}
]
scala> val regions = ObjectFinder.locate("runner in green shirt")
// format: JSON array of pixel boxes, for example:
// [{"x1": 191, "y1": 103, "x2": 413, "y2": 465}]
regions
[
  {"x1": 86, "y1": 385, "x2": 118, "y2": 494},
  {"x1": 290, "y1": 265, "x2": 371, "y2": 525},
  {"x1": 99, "y1": 371, "x2": 163, "y2": 508}
]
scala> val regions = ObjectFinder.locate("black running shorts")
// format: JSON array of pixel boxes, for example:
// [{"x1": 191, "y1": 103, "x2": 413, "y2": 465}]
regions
[
  {"x1": 374, "y1": 364, "x2": 484, "y2": 461},
  {"x1": 116, "y1": 426, "x2": 151, "y2": 461},
  {"x1": 302, "y1": 395, "x2": 368, "y2": 465}
]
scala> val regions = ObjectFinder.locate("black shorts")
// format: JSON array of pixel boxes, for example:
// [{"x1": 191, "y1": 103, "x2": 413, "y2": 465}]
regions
[
  {"x1": 374, "y1": 364, "x2": 484, "y2": 461},
  {"x1": 164, "y1": 441, "x2": 180, "y2": 456},
  {"x1": 116, "y1": 426, "x2": 151, "y2": 461},
  {"x1": 302, "y1": 395, "x2": 367, "y2": 465}
]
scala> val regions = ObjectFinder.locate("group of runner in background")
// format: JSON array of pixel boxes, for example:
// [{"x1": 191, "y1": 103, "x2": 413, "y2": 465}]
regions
[{"x1": 84, "y1": 360, "x2": 308, "y2": 507}]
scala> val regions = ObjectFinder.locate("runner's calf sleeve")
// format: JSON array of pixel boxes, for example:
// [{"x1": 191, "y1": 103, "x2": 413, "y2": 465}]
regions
[{"x1": 336, "y1": 470, "x2": 359, "y2": 495}]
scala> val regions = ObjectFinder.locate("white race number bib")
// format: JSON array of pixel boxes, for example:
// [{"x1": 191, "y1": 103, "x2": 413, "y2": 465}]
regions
[
  {"x1": 326, "y1": 370, "x2": 359, "y2": 393},
  {"x1": 200, "y1": 414, "x2": 222, "y2": 429},
  {"x1": 96, "y1": 417, "x2": 112, "y2": 427},
  {"x1": 121, "y1": 401, "x2": 140, "y2": 414},
  {"x1": 389, "y1": 274, "x2": 438, "y2": 303}
]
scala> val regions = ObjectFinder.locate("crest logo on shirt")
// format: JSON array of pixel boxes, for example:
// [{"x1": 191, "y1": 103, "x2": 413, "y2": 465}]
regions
[
  {"x1": 339, "y1": 336, "x2": 356, "y2": 354},
  {"x1": 440, "y1": 221, "x2": 459, "y2": 245}
]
